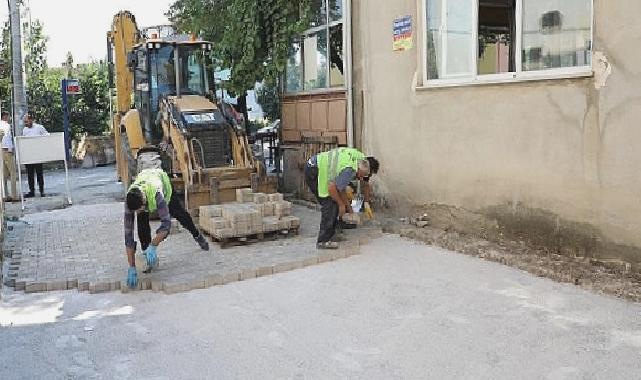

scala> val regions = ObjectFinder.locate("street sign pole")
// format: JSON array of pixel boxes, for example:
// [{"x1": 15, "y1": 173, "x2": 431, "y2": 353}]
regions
[
  {"x1": 61, "y1": 79, "x2": 81, "y2": 162},
  {"x1": 61, "y1": 79, "x2": 70, "y2": 161}
]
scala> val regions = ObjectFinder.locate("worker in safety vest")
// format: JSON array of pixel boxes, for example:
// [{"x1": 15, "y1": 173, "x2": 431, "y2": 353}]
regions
[
  {"x1": 124, "y1": 168, "x2": 210, "y2": 288},
  {"x1": 305, "y1": 148, "x2": 380, "y2": 249}
]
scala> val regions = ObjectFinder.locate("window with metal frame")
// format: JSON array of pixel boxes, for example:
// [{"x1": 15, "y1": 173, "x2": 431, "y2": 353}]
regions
[
  {"x1": 285, "y1": 0, "x2": 345, "y2": 93},
  {"x1": 424, "y1": 0, "x2": 593, "y2": 87}
]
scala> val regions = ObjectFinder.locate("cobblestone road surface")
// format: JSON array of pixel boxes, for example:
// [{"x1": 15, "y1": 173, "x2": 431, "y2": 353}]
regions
[
  {"x1": 1, "y1": 167, "x2": 641, "y2": 379},
  {"x1": 2, "y1": 166, "x2": 379, "y2": 294}
]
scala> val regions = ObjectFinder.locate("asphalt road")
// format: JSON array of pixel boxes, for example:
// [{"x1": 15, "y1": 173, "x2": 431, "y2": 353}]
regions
[{"x1": 1, "y1": 234, "x2": 640, "y2": 380}]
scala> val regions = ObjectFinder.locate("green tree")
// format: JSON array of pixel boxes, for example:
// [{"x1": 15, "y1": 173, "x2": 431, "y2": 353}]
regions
[
  {"x1": 22, "y1": 20, "x2": 110, "y2": 137},
  {"x1": 31, "y1": 67, "x2": 65, "y2": 133},
  {"x1": 169, "y1": 0, "x2": 229, "y2": 47},
  {"x1": 167, "y1": 0, "x2": 309, "y2": 121},
  {"x1": 70, "y1": 62, "x2": 110, "y2": 136},
  {"x1": 24, "y1": 20, "x2": 48, "y2": 85},
  {"x1": 0, "y1": 22, "x2": 13, "y2": 114},
  {"x1": 64, "y1": 51, "x2": 74, "y2": 78},
  {"x1": 255, "y1": 82, "x2": 280, "y2": 122},
  {"x1": 24, "y1": 19, "x2": 54, "y2": 128}
]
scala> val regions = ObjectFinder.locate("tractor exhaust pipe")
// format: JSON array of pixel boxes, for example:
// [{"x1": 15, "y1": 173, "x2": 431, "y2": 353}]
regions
[{"x1": 174, "y1": 45, "x2": 181, "y2": 98}]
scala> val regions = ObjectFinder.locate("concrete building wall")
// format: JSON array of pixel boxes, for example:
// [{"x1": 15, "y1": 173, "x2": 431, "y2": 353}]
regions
[{"x1": 353, "y1": 0, "x2": 641, "y2": 255}]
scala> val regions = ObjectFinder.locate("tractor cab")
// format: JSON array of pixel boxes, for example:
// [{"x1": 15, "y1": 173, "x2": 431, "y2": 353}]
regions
[{"x1": 128, "y1": 40, "x2": 220, "y2": 145}]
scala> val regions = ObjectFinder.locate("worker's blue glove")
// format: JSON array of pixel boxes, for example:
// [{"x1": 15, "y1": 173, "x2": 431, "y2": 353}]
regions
[
  {"x1": 145, "y1": 245, "x2": 158, "y2": 269},
  {"x1": 126, "y1": 267, "x2": 138, "y2": 289}
]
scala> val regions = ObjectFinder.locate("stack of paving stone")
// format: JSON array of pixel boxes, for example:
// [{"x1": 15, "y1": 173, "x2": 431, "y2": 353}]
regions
[
  {"x1": 343, "y1": 212, "x2": 362, "y2": 225},
  {"x1": 199, "y1": 189, "x2": 300, "y2": 241}
]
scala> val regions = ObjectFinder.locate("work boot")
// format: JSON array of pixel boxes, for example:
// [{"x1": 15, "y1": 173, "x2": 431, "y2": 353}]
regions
[
  {"x1": 195, "y1": 234, "x2": 210, "y2": 251},
  {"x1": 40, "y1": 192, "x2": 46, "y2": 198},
  {"x1": 316, "y1": 241, "x2": 339, "y2": 250},
  {"x1": 24, "y1": 192, "x2": 35, "y2": 199}
]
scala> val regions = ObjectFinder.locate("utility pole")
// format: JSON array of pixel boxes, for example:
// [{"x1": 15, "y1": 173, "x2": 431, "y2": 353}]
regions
[{"x1": 8, "y1": 0, "x2": 27, "y2": 137}]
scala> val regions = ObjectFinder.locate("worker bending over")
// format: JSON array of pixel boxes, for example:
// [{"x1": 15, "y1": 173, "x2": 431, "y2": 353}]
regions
[
  {"x1": 124, "y1": 168, "x2": 209, "y2": 288},
  {"x1": 305, "y1": 147, "x2": 380, "y2": 249}
]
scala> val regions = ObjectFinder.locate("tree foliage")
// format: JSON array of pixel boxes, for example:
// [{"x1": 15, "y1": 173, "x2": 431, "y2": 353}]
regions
[
  {"x1": 168, "y1": 0, "x2": 309, "y2": 96},
  {"x1": 69, "y1": 61, "x2": 110, "y2": 137},
  {"x1": 20, "y1": 20, "x2": 110, "y2": 137},
  {"x1": 24, "y1": 19, "x2": 57, "y2": 129},
  {"x1": 0, "y1": 22, "x2": 12, "y2": 113},
  {"x1": 24, "y1": 20, "x2": 48, "y2": 86},
  {"x1": 255, "y1": 83, "x2": 280, "y2": 122}
]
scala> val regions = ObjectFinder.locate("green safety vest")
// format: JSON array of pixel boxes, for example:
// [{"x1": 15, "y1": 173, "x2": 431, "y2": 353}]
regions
[
  {"x1": 317, "y1": 148, "x2": 365, "y2": 198},
  {"x1": 129, "y1": 169, "x2": 173, "y2": 213}
]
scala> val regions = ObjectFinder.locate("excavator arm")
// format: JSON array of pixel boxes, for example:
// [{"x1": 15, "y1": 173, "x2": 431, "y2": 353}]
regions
[
  {"x1": 108, "y1": 11, "x2": 139, "y2": 114},
  {"x1": 108, "y1": 11, "x2": 145, "y2": 185}
]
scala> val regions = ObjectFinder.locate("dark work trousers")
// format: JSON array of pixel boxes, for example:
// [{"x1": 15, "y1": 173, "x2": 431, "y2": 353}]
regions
[
  {"x1": 305, "y1": 165, "x2": 339, "y2": 243},
  {"x1": 137, "y1": 188, "x2": 200, "y2": 251},
  {"x1": 26, "y1": 163, "x2": 44, "y2": 195}
]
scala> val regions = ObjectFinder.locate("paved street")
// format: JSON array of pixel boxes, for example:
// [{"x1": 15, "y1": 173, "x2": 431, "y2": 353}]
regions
[
  {"x1": 2, "y1": 167, "x2": 377, "y2": 294},
  {"x1": 1, "y1": 235, "x2": 641, "y2": 379},
  {"x1": 3, "y1": 0, "x2": 636, "y2": 378},
  {"x1": 1, "y1": 167, "x2": 641, "y2": 379},
  {"x1": 4, "y1": 166, "x2": 125, "y2": 218},
  {"x1": 3, "y1": 201, "x2": 373, "y2": 294}
]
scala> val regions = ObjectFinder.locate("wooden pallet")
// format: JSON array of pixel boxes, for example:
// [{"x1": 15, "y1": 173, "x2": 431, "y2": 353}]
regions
[{"x1": 204, "y1": 227, "x2": 300, "y2": 248}]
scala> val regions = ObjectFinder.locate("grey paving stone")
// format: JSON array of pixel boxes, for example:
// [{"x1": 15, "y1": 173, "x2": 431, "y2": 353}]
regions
[
  {"x1": 89, "y1": 282, "x2": 111, "y2": 294},
  {"x1": 46, "y1": 281, "x2": 68, "y2": 291},
  {"x1": 205, "y1": 274, "x2": 223, "y2": 287},
  {"x1": 163, "y1": 282, "x2": 190, "y2": 294},
  {"x1": 120, "y1": 281, "x2": 132, "y2": 293},
  {"x1": 273, "y1": 262, "x2": 295, "y2": 274},
  {"x1": 318, "y1": 252, "x2": 333, "y2": 263},
  {"x1": 78, "y1": 281, "x2": 90, "y2": 292},
  {"x1": 289, "y1": 259, "x2": 305, "y2": 271},
  {"x1": 256, "y1": 266, "x2": 274, "y2": 277},
  {"x1": 240, "y1": 269, "x2": 257, "y2": 281},
  {"x1": 151, "y1": 280, "x2": 163, "y2": 292},
  {"x1": 222, "y1": 271, "x2": 240, "y2": 285},
  {"x1": 331, "y1": 250, "x2": 347, "y2": 261},
  {"x1": 302, "y1": 257, "x2": 319, "y2": 267},
  {"x1": 3, "y1": 202, "x2": 371, "y2": 295},
  {"x1": 25, "y1": 282, "x2": 46, "y2": 293},
  {"x1": 188, "y1": 278, "x2": 206, "y2": 290}
]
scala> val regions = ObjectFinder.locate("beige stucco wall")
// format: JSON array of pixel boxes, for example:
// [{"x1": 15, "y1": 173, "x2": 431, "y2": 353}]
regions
[{"x1": 353, "y1": 0, "x2": 641, "y2": 249}]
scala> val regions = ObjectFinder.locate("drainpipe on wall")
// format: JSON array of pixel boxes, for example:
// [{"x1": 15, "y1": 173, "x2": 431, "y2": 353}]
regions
[{"x1": 344, "y1": 0, "x2": 354, "y2": 148}]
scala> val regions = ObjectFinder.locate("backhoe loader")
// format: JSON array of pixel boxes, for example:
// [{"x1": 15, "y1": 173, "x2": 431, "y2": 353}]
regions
[{"x1": 107, "y1": 11, "x2": 276, "y2": 213}]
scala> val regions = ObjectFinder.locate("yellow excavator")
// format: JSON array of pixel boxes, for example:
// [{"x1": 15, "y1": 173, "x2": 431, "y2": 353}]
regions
[{"x1": 107, "y1": 11, "x2": 275, "y2": 213}]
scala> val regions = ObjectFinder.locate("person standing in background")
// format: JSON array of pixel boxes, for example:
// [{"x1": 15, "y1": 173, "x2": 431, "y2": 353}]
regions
[
  {"x1": 0, "y1": 112, "x2": 16, "y2": 201},
  {"x1": 22, "y1": 114, "x2": 49, "y2": 198}
]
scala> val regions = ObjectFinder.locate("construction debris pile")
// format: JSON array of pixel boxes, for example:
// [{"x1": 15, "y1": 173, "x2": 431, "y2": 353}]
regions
[
  {"x1": 403, "y1": 213, "x2": 431, "y2": 228},
  {"x1": 199, "y1": 189, "x2": 301, "y2": 240}
]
